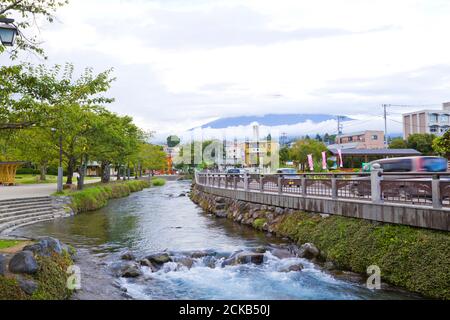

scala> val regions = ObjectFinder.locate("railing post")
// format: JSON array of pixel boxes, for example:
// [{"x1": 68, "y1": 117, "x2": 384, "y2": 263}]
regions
[
  {"x1": 233, "y1": 175, "x2": 237, "y2": 189},
  {"x1": 331, "y1": 174, "x2": 337, "y2": 199},
  {"x1": 278, "y1": 175, "x2": 283, "y2": 194},
  {"x1": 432, "y1": 174, "x2": 442, "y2": 209},
  {"x1": 206, "y1": 173, "x2": 209, "y2": 186},
  {"x1": 244, "y1": 173, "x2": 249, "y2": 191},
  {"x1": 218, "y1": 174, "x2": 221, "y2": 188},
  {"x1": 371, "y1": 164, "x2": 383, "y2": 204},
  {"x1": 225, "y1": 174, "x2": 228, "y2": 189},
  {"x1": 301, "y1": 175, "x2": 307, "y2": 196},
  {"x1": 259, "y1": 175, "x2": 264, "y2": 192}
]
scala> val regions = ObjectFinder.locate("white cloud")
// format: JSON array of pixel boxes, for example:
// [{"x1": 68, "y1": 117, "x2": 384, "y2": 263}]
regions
[{"x1": 3, "y1": 0, "x2": 450, "y2": 138}]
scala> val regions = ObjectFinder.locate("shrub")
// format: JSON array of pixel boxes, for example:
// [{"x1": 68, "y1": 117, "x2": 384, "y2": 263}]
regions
[{"x1": 151, "y1": 178, "x2": 166, "y2": 186}]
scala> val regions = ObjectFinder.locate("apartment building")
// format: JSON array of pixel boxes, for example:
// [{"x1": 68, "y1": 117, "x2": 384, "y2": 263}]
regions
[
  {"x1": 328, "y1": 130, "x2": 385, "y2": 150},
  {"x1": 403, "y1": 102, "x2": 450, "y2": 139}
]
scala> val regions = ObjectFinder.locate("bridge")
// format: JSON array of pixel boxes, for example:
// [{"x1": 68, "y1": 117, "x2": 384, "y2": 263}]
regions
[{"x1": 194, "y1": 169, "x2": 450, "y2": 231}]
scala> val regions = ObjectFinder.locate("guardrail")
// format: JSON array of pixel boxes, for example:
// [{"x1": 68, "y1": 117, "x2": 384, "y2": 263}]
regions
[{"x1": 195, "y1": 170, "x2": 450, "y2": 210}]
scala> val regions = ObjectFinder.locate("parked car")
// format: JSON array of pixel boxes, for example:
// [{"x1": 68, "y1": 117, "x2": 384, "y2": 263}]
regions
[{"x1": 226, "y1": 168, "x2": 247, "y2": 174}]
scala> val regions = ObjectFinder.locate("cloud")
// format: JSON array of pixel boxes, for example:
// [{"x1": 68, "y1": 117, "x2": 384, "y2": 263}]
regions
[{"x1": 3, "y1": 0, "x2": 450, "y2": 139}]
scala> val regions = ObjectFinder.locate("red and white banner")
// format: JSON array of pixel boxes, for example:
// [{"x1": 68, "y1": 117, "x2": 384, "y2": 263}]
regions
[
  {"x1": 307, "y1": 154, "x2": 314, "y2": 171},
  {"x1": 322, "y1": 151, "x2": 327, "y2": 170},
  {"x1": 337, "y1": 149, "x2": 344, "y2": 168}
]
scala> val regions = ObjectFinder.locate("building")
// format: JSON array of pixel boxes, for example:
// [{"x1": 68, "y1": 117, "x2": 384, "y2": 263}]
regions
[
  {"x1": 224, "y1": 139, "x2": 245, "y2": 166},
  {"x1": 328, "y1": 130, "x2": 385, "y2": 150},
  {"x1": 403, "y1": 102, "x2": 450, "y2": 139}
]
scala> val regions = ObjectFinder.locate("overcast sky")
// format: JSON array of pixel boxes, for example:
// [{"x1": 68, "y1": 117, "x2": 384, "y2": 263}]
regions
[{"x1": 3, "y1": 0, "x2": 450, "y2": 141}]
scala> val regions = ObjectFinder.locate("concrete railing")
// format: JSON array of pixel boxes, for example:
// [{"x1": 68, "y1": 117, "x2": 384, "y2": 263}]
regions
[{"x1": 195, "y1": 170, "x2": 450, "y2": 209}]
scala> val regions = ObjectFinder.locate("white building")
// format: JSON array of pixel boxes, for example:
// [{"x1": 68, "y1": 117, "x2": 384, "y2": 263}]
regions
[{"x1": 403, "y1": 102, "x2": 450, "y2": 139}]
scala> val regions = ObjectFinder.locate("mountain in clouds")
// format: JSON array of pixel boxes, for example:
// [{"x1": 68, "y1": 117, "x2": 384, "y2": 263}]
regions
[{"x1": 199, "y1": 114, "x2": 353, "y2": 129}]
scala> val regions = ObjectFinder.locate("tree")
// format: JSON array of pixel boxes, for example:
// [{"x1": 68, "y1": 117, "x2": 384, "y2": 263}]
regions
[
  {"x1": 167, "y1": 135, "x2": 180, "y2": 148},
  {"x1": 0, "y1": 0, "x2": 68, "y2": 59},
  {"x1": 406, "y1": 133, "x2": 436, "y2": 155},
  {"x1": 432, "y1": 130, "x2": 450, "y2": 157},
  {"x1": 290, "y1": 139, "x2": 327, "y2": 171},
  {"x1": 315, "y1": 134, "x2": 322, "y2": 142},
  {"x1": 279, "y1": 146, "x2": 290, "y2": 164},
  {"x1": 138, "y1": 144, "x2": 167, "y2": 173},
  {"x1": 14, "y1": 127, "x2": 58, "y2": 181},
  {"x1": 389, "y1": 137, "x2": 408, "y2": 149}
]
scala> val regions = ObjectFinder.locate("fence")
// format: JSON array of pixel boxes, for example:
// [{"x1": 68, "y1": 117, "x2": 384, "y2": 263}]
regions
[{"x1": 196, "y1": 170, "x2": 450, "y2": 210}]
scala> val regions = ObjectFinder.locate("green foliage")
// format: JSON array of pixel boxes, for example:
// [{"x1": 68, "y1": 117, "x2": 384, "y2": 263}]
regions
[
  {"x1": 66, "y1": 180, "x2": 150, "y2": 213},
  {"x1": 151, "y1": 178, "x2": 166, "y2": 186},
  {"x1": 253, "y1": 218, "x2": 267, "y2": 230},
  {"x1": 167, "y1": 135, "x2": 181, "y2": 148},
  {"x1": 275, "y1": 212, "x2": 450, "y2": 299},
  {"x1": 290, "y1": 139, "x2": 327, "y2": 170},
  {"x1": 0, "y1": 0, "x2": 69, "y2": 59},
  {"x1": 0, "y1": 240, "x2": 19, "y2": 249},
  {"x1": 389, "y1": 137, "x2": 408, "y2": 149},
  {"x1": 406, "y1": 133, "x2": 436, "y2": 155},
  {"x1": 432, "y1": 130, "x2": 450, "y2": 157}
]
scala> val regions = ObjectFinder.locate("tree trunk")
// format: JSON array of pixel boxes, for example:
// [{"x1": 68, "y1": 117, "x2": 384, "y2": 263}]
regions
[
  {"x1": 101, "y1": 161, "x2": 111, "y2": 183},
  {"x1": 39, "y1": 164, "x2": 47, "y2": 181},
  {"x1": 66, "y1": 156, "x2": 76, "y2": 185},
  {"x1": 77, "y1": 155, "x2": 87, "y2": 190}
]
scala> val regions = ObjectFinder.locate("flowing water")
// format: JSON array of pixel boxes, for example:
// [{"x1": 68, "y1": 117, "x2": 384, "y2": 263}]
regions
[{"x1": 11, "y1": 181, "x2": 419, "y2": 300}]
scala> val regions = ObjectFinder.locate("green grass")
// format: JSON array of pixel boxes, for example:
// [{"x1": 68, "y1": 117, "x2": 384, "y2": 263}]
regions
[
  {"x1": 274, "y1": 212, "x2": 450, "y2": 300},
  {"x1": 151, "y1": 177, "x2": 166, "y2": 186},
  {"x1": 14, "y1": 174, "x2": 97, "y2": 185},
  {"x1": 0, "y1": 240, "x2": 20, "y2": 250},
  {"x1": 60, "y1": 180, "x2": 151, "y2": 213}
]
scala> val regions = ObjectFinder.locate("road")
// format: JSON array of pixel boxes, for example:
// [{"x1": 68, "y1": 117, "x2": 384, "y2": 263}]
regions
[{"x1": 0, "y1": 178, "x2": 101, "y2": 201}]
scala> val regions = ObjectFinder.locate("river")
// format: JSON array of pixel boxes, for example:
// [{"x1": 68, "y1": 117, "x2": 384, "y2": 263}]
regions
[{"x1": 11, "y1": 181, "x2": 419, "y2": 300}]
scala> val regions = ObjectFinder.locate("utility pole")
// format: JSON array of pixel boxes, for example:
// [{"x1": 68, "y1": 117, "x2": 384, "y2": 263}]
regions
[{"x1": 382, "y1": 104, "x2": 389, "y2": 148}]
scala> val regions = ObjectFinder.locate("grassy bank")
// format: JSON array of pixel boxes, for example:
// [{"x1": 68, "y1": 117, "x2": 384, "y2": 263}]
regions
[
  {"x1": 64, "y1": 180, "x2": 151, "y2": 213},
  {"x1": 0, "y1": 240, "x2": 20, "y2": 250},
  {"x1": 151, "y1": 177, "x2": 166, "y2": 186},
  {"x1": 0, "y1": 249, "x2": 74, "y2": 300},
  {"x1": 274, "y1": 212, "x2": 450, "y2": 299}
]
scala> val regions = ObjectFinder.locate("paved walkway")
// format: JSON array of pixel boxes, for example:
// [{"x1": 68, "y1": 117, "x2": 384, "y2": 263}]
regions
[{"x1": 0, "y1": 178, "x2": 101, "y2": 201}]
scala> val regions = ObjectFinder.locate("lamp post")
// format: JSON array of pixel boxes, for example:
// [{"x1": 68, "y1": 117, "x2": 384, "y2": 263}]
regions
[
  {"x1": 51, "y1": 128, "x2": 64, "y2": 193},
  {"x1": 0, "y1": 18, "x2": 18, "y2": 47}
]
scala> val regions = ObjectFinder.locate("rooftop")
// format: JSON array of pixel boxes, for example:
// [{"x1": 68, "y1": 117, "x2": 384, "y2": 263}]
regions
[{"x1": 328, "y1": 148, "x2": 422, "y2": 156}]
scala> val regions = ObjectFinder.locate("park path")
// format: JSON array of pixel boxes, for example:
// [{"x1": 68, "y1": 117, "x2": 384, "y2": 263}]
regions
[{"x1": 0, "y1": 178, "x2": 101, "y2": 201}]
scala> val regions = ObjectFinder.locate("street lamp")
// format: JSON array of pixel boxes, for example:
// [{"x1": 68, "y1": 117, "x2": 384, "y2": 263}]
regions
[
  {"x1": 0, "y1": 18, "x2": 18, "y2": 47},
  {"x1": 51, "y1": 128, "x2": 64, "y2": 193}
]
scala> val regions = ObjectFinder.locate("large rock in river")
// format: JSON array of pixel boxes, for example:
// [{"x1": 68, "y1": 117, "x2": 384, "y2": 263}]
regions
[
  {"x1": 298, "y1": 243, "x2": 320, "y2": 259},
  {"x1": 111, "y1": 261, "x2": 142, "y2": 278},
  {"x1": 223, "y1": 251, "x2": 265, "y2": 266},
  {"x1": 9, "y1": 251, "x2": 38, "y2": 275},
  {"x1": 145, "y1": 253, "x2": 172, "y2": 265}
]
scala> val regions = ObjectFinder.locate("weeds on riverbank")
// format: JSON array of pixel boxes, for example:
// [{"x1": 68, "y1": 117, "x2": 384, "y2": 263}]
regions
[
  {"x1": 66, "y1": 180, "x2": 151, "y2": 213},
  {"x1": 151, "y1": 178, "x2": 166, "y2": 187},
  {"x1": 0, "y1": 249, "x2": 74, "y2": 300},
  {"x1": 275, "y1": 212, "x2": 450, "y2": 300}
]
